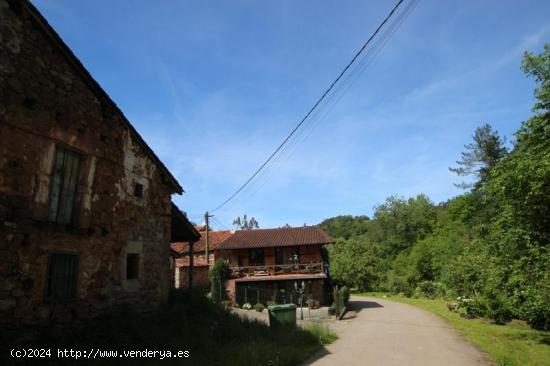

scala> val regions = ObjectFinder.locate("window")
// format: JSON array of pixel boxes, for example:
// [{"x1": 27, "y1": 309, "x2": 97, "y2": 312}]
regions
[
  {"x1": 248, "y1": 248, "x2": 265, "y2": 266},
  {"x1": 275, "y1": 247, "x2": 284, "y2": 265},
  {"x1": 133, "y1": 183, "x2": 143, "y2": 198},
  {"x1": 48, "y1": 146, "x2": 81, "y2": 224},
  {"x1": 126, "y1": 254, "x2": 140, "y2": 280},
  {"x1": 291, "y1": 246, "x2": 300, "y2": 264},
  {"x1": 46, "y1": 253, "x2": 78, "y2": 301}
]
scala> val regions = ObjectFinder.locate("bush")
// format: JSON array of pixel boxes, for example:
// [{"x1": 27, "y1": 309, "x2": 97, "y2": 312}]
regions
[
  {"x1": 482, "y1": 292, "x2": 513, "y2": 325},
  {"x1": 414, "y1": 281, "x2": 448, "y2": 299},
  {"x1": 254, "y1": 303, "x2": 265, "y2": 312},
  {"x1": 306, "y1": 298, "x2": 320, "y2": 309},
  {"x1": 209, "y1": 259, "x2": 230, "y2": 304},
  {"x1": 242, "y1": 302, "x2": 252, "y2": 310}
]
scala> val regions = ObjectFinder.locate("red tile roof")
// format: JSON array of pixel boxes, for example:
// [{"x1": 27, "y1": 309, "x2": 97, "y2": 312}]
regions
[
  {"x1": 171, "y1": 230, "x2": 232, "y2": 255},
  {"x1": 218, "y1": 226, "x2": 333, "y2": 250},
  {"x1": 175, "y1": 257, "x2": 209, "y2": 267}
]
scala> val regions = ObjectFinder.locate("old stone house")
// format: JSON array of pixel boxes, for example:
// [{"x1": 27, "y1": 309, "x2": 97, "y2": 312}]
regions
[
  {"x1": 171, "y1": 228, "x2": 232, "y2": 289},
  {"x1": 0, "y1": 0, "x2": 193, "y2": 329}
]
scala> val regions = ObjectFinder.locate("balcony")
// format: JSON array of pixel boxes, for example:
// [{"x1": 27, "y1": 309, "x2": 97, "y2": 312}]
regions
[{"x1": 230, "y1": 262, "x2": 324, "y2": 278}]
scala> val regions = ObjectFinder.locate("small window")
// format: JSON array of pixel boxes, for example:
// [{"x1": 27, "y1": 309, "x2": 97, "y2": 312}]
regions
[
  {"x1": 46, "y1": 253, "x2": 78, "y2": 302},
  {"x1": 48, "y1": 146, "x2": 81, "y2": 224},
  {"x1": 133, "y1": 183, "x2": 143, "y2": 198},
  {"x1": 249, "y1": 248, "x2": 265, "y2": 266},
  {"x1": 126, "y1": 254, "x2": 140, "y2": 280},
  {"x1": 275, "y1": 247, "x2": 284, "y2": 265}
]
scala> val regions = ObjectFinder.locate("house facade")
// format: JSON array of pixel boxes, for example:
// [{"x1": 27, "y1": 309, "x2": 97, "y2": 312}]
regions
[
  {"x1": 171, "y1": 228, "x2": 232, "y2": 289},
  {"x1": 217, "y1": 226, "x2": 334, "y2": 305},
  {"x1": 0, "y1": 0, "x2": 189, "y2": 329}
]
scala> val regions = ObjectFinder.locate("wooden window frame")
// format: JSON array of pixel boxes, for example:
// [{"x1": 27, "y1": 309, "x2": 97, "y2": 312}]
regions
[{"x1": 47, "y1": 145, "x2": 82, "y2": 225}]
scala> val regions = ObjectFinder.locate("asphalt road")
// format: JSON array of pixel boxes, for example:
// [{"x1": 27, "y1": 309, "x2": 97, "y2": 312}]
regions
[{"x1": 304, "y1": 295, "x2": 494, "y2": 366}]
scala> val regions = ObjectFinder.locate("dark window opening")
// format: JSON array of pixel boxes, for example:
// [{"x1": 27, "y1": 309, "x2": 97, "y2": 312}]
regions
[
  {"x1": 133, "y1": 183, "x2": 144, "y2": 198},
  {"x1": 275, "y1": 247, "x2": 284, "y2": 265},
  {"x1": 248, "y1": 248, "x2": 265, "y2": 266},
  {"x1": 48, "y1": 146, "x2": 81, "y2": 224},
  {"x1": 126, "y1": 254, "x2": 140, "y2": 280},
  {"x1": 46, "y1": 253, "x2": 78, "y2": 302}
]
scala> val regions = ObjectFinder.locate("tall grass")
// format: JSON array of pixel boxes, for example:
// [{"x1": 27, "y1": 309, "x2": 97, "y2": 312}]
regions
[{"x1": 5, "y1": 290, "x2": 336, "y2": 366}]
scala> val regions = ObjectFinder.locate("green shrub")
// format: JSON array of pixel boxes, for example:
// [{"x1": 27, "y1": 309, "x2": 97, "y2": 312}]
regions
[
  {"x1": 306, "y1": 298, "x2": 320, "y2": 309},
  {"x1": 414, "y1": 281, "x2": 448, "y2": 299},
  {"x1": 254, "y1": 303, "x2": 265, "y2": 312},
  {"x1": 209, "y1": 259, "x2": 230, "y2": 304}
]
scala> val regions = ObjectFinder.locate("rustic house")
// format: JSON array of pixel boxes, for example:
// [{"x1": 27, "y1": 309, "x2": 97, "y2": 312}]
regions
[
  {"x1": 217, "y1": 226, "x2": 334, "y2": 305},
  {"x1": 0, "y1": 0, "x2": 194, "y2": 329},
  {"x1": 171, "y1": 228, "x2": 232, "y2": 289}
]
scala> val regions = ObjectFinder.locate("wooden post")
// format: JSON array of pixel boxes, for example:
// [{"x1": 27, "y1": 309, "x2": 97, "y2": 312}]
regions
[
  {"x1": 204, "y1": 212, "x2": 210, "y2": 265},
  {"x1": 188, "y1": 242, "x2": 194, "y2": 289},
  {"x1": 334, "y1": 285, "x2": 339, "y2": 320}
]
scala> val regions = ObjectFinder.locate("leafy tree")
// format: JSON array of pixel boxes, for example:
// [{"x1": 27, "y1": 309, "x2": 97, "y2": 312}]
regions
[
  {"x1": 232, "y1": 214, "x2": 259, "y2": 230},
  {"x1": 328, "y1": 236, "x2": 380, "y2": 291},
  {"x1": 319, "y1": 215, "x2": 369, "y2": 239},
  {"x1": 522, "y1": 44, "x2": 550, "y2": 111},
  {"x1": 367, "y1": 195, "x2": 437, "y2": 258},
  {"x1": 449, "y1": 123, "x2": 507, "y2": 189}
]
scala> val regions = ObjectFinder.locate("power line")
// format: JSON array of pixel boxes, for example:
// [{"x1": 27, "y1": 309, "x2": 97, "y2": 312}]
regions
[
  {"x1": 222, "y1": 0, "x2": 420, "y2": 211},
  {"x1": 211, "y1": 0, "x2": 409, "y2": 213}
]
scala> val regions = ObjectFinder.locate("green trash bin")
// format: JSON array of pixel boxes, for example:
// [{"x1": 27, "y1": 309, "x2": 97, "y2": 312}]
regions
[{"x1": 268, "y1": 304, "x2": 297, "y2": 329}]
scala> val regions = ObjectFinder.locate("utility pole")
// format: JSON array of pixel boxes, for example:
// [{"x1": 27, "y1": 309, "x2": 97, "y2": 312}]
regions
[{"x1": 204, "y1": 212, "x2": 213, "y2": 265}]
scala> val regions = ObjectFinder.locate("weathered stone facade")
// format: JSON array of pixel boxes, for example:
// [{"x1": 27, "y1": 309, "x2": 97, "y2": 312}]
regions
[
  {"x1": 175, "y1": 264, "x2": 210, "y2": 290},
  {"x1": 0, "y1": 0, "x2": 183, "y2": 329}
]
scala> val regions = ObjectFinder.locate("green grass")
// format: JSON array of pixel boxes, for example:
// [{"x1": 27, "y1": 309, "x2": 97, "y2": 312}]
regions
[
  {"x1": 356, "y1": 292, "x2": 550, "y2": 366},
  {"x1": 5, "y1": 291, "x2": 336, "y2": 366}
]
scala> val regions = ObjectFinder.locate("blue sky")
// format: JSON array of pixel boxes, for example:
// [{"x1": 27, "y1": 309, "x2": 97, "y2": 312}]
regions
[{"x1": 34, "y1": 0, "x2": 550, "y2": 229}]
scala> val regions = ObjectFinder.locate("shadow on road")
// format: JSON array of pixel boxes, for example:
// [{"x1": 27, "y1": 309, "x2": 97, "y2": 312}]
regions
[
  {"x1": 348, "y1": 299, "x2": 383, "y2": 314},
  {"x1": 301, "y1": 346, "x2": 331, "y2": 365}
]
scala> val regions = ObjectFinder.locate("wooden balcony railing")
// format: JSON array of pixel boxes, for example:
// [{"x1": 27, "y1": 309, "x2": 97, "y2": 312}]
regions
[{"x1": 229, "y1": 262, "x2": 325, "y2": 278}]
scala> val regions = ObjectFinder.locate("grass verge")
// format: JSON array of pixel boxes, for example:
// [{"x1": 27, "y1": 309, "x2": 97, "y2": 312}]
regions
[
  {"x1": 5, "y1": 291, "x2": 336, "y2": 366},
  {"x1": 356, "y1": 292, "x2": 550, "y2": 366}
]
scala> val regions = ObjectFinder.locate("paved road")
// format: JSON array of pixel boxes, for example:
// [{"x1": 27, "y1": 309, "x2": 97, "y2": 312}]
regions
[{"x1": 304, "y1": 295, "x2": 493, "y2": 366}]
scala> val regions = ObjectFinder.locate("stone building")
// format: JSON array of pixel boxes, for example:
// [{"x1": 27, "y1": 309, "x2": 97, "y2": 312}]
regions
[
  {"x1": 0, "y1": 0, "x2": 193, "y2": 329},
  {"x1": 171, "y1": 228, "x2": 232, "y2": 289}
]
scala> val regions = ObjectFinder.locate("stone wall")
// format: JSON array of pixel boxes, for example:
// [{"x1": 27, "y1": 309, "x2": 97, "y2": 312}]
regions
[
  {"x1": 0, "y1": 0, "x2": 177, "y2": 330},
  {"x1": 175, "y1": 266, "x2": 210, "y2": 290}
]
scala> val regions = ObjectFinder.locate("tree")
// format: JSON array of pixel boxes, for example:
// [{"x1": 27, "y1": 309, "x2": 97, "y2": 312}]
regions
[
  {"x1": 232, "y1": 214, "x2": 259, "y2": 230},
  {"x1": 329, "y1": 236, "x2": 380, "y2": 291},
  {"x1": 319, "y1": 215, "x2": 369, "y2": 239},
  {"x1": 449, "y1": 123, "x2": 507, "y2": 189},
  {"x1": 522, "y1": 44, "x2": 550, "y2": 111}
]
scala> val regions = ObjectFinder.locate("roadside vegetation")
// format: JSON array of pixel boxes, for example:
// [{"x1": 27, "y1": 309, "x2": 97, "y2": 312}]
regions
[
  {"x1": 322, "y1": 43, "x2": 549, "y2": 345},
  {"x1": 8, "y1": 290, "x2": 335, "y2": 366},
  {"x1": 357, "y1": 293, "x2": 550, "y2": 366},
  {"x1": 322, "y1": 45, "x2": 550, "y2": 331}
]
